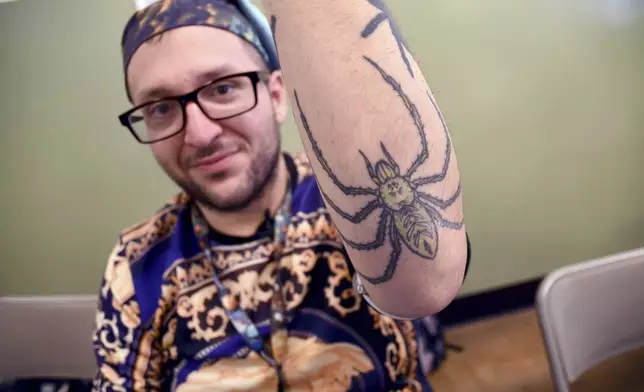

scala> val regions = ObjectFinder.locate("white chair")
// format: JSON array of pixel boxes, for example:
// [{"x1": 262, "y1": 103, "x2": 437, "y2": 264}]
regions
[
  {"x1": 536, "y1": 247, "x2": 644, "y2": 392},
  {"x1": 0, "y1": 295, "x2": 98, "y2": 381}
]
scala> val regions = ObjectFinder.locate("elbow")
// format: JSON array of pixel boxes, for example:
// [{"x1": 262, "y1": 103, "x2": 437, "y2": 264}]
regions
[
  {"x1": 423, "y1": 277, "x2": 462, "y2": 316},
  {"x1": 416, "y1": 232, "x2": 471, "y2": 316},
  {"x1": 364, "y1": 270, "x2": 463, "y2": 320},
  {"x1": 363, "y1": 251, "x2": 467, "y2": 319},
  {"x1": 417, "y1": 254, "x2": 468, "y2": 317},
  {"x1": 402, "y1": 278, "x2": 462, "y2": 319},
  {"x1": 354, "y1": 232, "x2": 470, "y2": 319}
]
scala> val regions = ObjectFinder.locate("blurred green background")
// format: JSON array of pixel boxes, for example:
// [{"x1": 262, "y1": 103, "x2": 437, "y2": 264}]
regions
[{"x1": 1, "y1": 0, "x2": 643, "y2": 296}]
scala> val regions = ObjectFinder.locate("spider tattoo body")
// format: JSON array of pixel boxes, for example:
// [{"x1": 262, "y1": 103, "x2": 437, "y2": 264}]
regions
[{"x1": 294, "y1": 56, "x2": 463, "y2": 285}]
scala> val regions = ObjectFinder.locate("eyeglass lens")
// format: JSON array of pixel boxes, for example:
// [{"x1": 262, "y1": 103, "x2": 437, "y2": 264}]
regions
[{"x1": 127, "y1": 74, "x2": 256, "y2": 143}]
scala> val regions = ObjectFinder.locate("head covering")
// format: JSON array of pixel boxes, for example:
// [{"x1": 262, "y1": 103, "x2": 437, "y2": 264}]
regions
[{"x1": 121, "y1": 0, "x2": 279, "y2": 75}]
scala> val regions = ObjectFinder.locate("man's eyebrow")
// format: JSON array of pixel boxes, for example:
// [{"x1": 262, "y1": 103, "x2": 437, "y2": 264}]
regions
[
  {"x1": 137, "y1": 86, "x2": 176, "y2": 103},
  {"x1": 197, "y1": 67, "x2": 239, "y2": 84}
]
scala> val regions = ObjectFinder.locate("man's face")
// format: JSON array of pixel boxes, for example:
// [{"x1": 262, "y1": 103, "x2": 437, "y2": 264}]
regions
[{"x1": 127, "y1": 26, "x2": 288, "y2": 211}]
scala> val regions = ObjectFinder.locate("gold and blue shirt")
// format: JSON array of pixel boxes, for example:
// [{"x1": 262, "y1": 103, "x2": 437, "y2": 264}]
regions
[{"x1": 91, "y1": 152, "x2": 450, "y2": 392}]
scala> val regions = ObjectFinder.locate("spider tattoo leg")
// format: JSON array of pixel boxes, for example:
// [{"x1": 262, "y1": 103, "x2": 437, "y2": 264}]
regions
[
  {"x1": 319, "y1": 189, "x2": 382, "y2": 224},
  {"x1": 362, "y1": 56, "x2": 427, "y2": 179},
  {"x1": 424, "y1": 206, "x2": 464, "y2": 229},
  {"x1": 396, "y1": 39, "x2": 413, "y2": 79},
  {"x1": 416, "y1": 194, "x2": 464, "y2": 229},
  {"x1": 437, "y1": 218, "x2": 463, "y2": 230},
  {"x1": 412, "y1": 91, "x2": 452, "y2": 186},
  {"x1": 379, "y1": 142, "x2": 400, "y2": 174},
  {"x1": 338, "y1": 211, "x2": 390, "y2": 251},
  {"x1": 416, "y1": 182, "x2": 462, "y2": 209},
  {"x1": 362, "y1": 0, "x2": 414, "y2": 76},
  {"x1": 294, "y1": 91, "x2": 379, "y2": 197},
  {"x1": 359, "y1": 150, "x2": 378, "y2": 180},
  {"x1": 360, "y1": 11, "x2": 388, "y2": 38},
  {"x1": 359, "y1": 217, "x2": 403, "y2": 285}
]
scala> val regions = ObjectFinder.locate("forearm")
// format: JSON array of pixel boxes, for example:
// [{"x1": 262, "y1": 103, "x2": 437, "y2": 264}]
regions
[{"x1": 265, "y1": 0, "x2": 467, "y2": 317}]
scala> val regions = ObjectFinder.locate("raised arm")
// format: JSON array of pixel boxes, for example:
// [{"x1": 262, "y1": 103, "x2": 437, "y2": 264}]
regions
[{"x1": 264, "y1": 0, "x2": 468, "y2": 318}]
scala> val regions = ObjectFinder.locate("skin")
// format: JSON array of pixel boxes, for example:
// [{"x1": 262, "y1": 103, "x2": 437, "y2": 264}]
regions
[
  {"x1": 127, "y1": 26, "x2": 290, "y2": 236},
  {"x1": 264, "y1": 0, "x2": 467, "y2": 317}
]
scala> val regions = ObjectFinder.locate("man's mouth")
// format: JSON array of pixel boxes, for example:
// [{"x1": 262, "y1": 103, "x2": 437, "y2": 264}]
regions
[{"x1": 192, "y1": 146, "x2": 241, "y2": 172}]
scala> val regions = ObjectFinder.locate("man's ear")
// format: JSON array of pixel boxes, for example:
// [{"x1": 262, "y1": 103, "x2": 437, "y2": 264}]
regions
[{"x1": 267, "y1": 70, "x2": 288, "y2": 124}]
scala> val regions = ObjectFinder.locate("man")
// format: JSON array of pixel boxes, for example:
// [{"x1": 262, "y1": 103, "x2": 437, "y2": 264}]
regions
[{"x1": 92, "y1": 0, "x2": 471, "y2": 390}]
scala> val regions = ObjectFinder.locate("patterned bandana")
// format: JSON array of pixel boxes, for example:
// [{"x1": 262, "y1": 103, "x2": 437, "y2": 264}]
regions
[{"x1": 121, "y1": 0, "x2": 270, "y2": 74}]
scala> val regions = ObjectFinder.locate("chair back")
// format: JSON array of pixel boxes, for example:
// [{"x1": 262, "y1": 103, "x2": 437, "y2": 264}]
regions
[
  {"x1": 536, "y1": 247, "x2": 644, "y2": 391},
  {"x1": 0, "y1": 295, "x2": 98, "y2": 380}
]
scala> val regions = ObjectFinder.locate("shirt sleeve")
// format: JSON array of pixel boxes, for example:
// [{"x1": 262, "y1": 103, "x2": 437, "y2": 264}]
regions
[
  {"x1": 463, "y1": 231, "x2": 472, "y2": 280},
  {"x1": 91, "y1": 244, "x2": 163, "y2": 392}
]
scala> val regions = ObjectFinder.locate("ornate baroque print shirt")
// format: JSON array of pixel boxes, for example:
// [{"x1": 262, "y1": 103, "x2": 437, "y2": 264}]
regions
[{"x1": 92, "y1": 152, "x2": 443, "y2": 392}]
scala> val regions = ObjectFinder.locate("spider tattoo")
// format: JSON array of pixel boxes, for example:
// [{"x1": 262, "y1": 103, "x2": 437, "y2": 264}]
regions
[
  {"x1": 361, "y1": 0, "x2": 414, "y2": 77},
  {"x1": 293, "y1": 56, "x2": 463, "y2": 285}
]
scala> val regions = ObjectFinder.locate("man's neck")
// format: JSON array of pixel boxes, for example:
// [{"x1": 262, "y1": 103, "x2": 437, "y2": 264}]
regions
[{"x1": 198, "y1": 155, "x2": 288, "y2": 238}]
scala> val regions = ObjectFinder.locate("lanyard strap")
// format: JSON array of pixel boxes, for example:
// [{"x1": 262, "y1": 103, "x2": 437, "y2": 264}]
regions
[{"x1": 190, "y1": 184, "x2": 293, "y2": 374}]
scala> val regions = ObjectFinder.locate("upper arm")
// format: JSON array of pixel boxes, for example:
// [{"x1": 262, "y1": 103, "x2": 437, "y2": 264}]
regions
[{"x1": 91, "y1": 246, "x2": 163, "y2": 392}]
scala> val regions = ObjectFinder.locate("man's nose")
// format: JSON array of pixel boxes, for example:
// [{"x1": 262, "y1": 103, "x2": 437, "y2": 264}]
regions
[{"x1": 183, "y1": 102, "x2": 223, "y2": 147}]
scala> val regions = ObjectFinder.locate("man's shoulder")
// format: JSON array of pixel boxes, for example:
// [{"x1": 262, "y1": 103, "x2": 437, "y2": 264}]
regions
[
  {"x1": 98, "y1": 193, "x2": 189, "y2": 316},
  {"x1": 112, "y1": 192, "x2": 190, "y2": 265}
]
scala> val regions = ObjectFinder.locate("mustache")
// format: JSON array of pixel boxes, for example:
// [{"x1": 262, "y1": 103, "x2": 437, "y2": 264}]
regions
[{"x1": 183, "y1": 140, "x2": 240, "y2": 167}]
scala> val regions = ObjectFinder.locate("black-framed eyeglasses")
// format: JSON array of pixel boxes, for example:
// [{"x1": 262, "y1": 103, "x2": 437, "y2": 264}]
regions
[{"x1": 119, "y1": 70, "x2": 269, "y2": 144}]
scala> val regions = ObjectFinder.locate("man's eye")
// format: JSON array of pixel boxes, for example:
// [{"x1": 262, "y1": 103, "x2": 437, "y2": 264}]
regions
[
  {"x1": 215, "y1": 84, "x2": 233, "y2": 95},
  {"x1": 205, "y1": 83, "x2": 237, "y2": 97},
  {"x1": 149, "y1": 103, "x2": 171, "y2": 116}
]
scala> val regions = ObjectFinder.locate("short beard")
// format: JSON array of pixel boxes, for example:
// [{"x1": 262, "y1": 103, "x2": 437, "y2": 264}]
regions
[
  {"x1": 173, "y1": 128, "x2": 281, "y2": 213},
  {"x1": 184, "y1": 149, "x2": 280, "y2": 213}
]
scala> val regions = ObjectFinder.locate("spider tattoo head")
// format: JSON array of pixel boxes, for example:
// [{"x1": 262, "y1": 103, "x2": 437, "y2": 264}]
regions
[{"x1": 371, "y1": 156, "x2": 415, "y2": 212}]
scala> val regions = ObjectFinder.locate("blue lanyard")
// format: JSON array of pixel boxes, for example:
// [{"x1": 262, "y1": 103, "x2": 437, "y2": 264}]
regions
[{"x1": 190, "y1": 184, "x2": 292, "y2": 389}]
